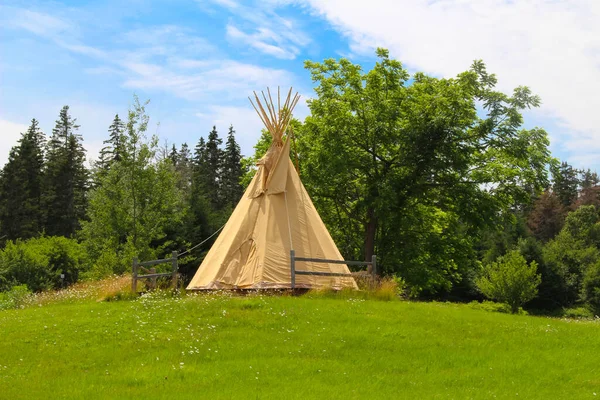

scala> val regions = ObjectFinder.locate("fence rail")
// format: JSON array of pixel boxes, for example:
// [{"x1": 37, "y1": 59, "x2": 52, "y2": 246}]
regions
[
  {"x1": 132, "y1": 251, "x2": 178, "y2": 292},
  {"x1": 290, "y1": 250, "x2": 376, "y2": 289}
]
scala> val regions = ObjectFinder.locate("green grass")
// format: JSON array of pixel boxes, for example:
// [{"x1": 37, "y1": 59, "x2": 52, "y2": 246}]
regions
[{"x1": 1, "y1": 290, "x2": 600, "y2": 399}]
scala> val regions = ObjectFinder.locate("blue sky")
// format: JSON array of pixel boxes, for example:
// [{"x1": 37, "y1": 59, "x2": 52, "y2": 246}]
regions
[{"x1": 1, "y1": 0, "x2": 599, "y2": 170}]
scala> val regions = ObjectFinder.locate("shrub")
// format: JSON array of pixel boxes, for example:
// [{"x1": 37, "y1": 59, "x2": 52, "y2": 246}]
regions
[
  {"x1": 476, "y1": 250, "x2": 541, "y2": 313},
  {"x1": 560, "y1": 306, "x2": 595, "y2": 319},
  {"x1": 0, "y1": 236, "x2": 88, "y2": 292},
  {"x1": 582, "y1": 261, "x2": 600, "y2": 314},
  {"x1": 0, "y1": 284, "x2": 31, "y2": 310}
]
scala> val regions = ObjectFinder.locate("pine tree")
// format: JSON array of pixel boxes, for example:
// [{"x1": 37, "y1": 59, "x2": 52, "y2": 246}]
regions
[
  {"x1": 176, "y1": 143, "x2": 192, "y2": 197},
  {"x1": 187, "y1": 136, "x2": 215, "y2": 251},
  {"x1": 0, "y1": 119, "x2": 46, "y2": 240},
  {"x1": 169, "y1": 144, "x2": 178, "y2": 166},
  {"x1": 551, "y1": 161, "x2": 580, "y2": 207},
  {"x1": 580, "y1": 169, "x2": 599, "y2": 190},
  {"x1": 204, "y1": 126, "x2": 223, "y2": 208},
  {"x1": 94, "y1": 114, "x2": 125, "y2": 185},
  {"x1": 221, "y1": 125, "x2": 244, "y2": 208},
  {"x1": 43, "y1": 105, "x2": 89, "y2": 237}
]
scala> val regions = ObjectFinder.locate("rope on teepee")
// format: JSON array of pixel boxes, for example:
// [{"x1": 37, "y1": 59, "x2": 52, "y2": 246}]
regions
[{"x1": 177, "y1": 223, "x2": 226, "y2": 257}]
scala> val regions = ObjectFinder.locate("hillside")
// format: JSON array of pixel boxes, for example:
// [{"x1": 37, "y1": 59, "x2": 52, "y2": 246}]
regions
[{"x1": 1, "y1": 289, "x2": 599, "y2": 399}]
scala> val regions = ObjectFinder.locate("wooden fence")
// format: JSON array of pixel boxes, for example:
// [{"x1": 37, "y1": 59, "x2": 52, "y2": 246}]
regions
[
  {"x1": 290, "y1": 249, "x2": 376, "y2": 289},
  {"x1": 132, "y1": 251, "x2": 178, "y2": 292}
]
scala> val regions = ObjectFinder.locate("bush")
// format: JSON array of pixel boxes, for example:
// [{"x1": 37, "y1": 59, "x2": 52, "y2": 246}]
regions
[
  {"x1": 582, "y1": 261, "x2": 600, "y2": 314},
  {"x1": 0, "y1": 284, "x2": 31, "y2": 310},
  {"x1": 476, "y1": 250, "x2": 541, "y2": 313},
  {"x1": 0, "y1": 236, "x2": 88, "y2": 292},
  {"x1": 560, "y1": 306, "x2": 595, "y2": 319}
]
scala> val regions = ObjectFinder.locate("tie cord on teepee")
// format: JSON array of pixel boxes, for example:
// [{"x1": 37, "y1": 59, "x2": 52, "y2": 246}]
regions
[{"x1": 249, "y1": 87, "x2": 301, "y2": 144}]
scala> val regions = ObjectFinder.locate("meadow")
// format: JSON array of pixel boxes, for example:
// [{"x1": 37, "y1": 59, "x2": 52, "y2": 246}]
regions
[{"x1": 1, "y1": 280, "x2": 599, "y2": 399}]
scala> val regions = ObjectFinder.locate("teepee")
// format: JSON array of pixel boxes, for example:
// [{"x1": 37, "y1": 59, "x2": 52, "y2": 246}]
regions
[{"x1": 187, "y1": 88, "x2": 357, "y2": 290}]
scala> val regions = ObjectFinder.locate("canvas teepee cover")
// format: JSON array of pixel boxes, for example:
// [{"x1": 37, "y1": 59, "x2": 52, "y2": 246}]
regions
[{"x1": 187, "y1": 88, "x2": 357, "y2": 290}]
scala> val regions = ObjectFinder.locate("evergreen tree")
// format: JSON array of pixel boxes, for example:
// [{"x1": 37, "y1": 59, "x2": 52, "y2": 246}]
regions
[
  {"x1": 176, "y1": 143, "x2": 192, "y2": 198},
  {"x1": 189, "y1": 136, "x2": 211, "y2": 237},
  {"x1": 221, "y1": 125, "x2": 244, "y2": 208},
  {"x1": 551, "y1": 161, "x2": 580, "y2": 207},
  {"x1": 193, "y1": 126, "x2": 223, "y2": 208},
  {"x1": 205, "y1": 126, "x2": 223, "y2": 207},
  {"x1": 169, "y1": 144, "x2": 178, "y2": 166},
  {"x1": 43, "y1": 106, "x2": 88, "y2": 237},
  {"x1": 185, "y1": 134, "x2": 224, "y2": 264},
  {"x1": 580, "y1": 169, "x2": 599, "y2": 190},
  {"x1": 94, "y1": 114, "x2": 125, "y2": 185},
  {"x1": 81, "y1": 97, "x2": 185, "y2": 275},
  {"x1": 0, "y1": 119, "x2": 46, "y2": 240}
]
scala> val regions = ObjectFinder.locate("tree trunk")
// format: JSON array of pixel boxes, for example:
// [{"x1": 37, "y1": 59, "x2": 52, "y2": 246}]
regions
[{"x1": 364, "y1": 207, "x2": 377, "y2": 272}]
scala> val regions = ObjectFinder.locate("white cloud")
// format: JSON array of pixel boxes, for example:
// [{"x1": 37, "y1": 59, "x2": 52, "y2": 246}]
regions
[
  {"x1": 0, "y1": 119, "x2": 28, "y2": 166},
  {"x1": 226, "y1": 25, "x2": 299, "y2": 59},
  {"x1": 301, "y1": 0, "x2": 600, "y2": 167},
  {"x1": 121, "y1": 59, "x2": 296, "y2": 101},
  {"x1": 3, "y1": 7, "x2": 72, "y2": 37},
  {"x1": 209, "y1": 0, "x2": 310, "y2": 59}
]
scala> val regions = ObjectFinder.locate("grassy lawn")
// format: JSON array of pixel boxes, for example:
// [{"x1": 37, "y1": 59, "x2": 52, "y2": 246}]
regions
[{"x1": 1, "y1": 289, "x2": 599, "y2": 399}]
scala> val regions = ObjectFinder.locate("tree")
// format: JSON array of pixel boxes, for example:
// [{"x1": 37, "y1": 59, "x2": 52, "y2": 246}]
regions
[
  {"x1": 299, "y1": 49, "x2": 550, "y2": 294},
  {"x1": 221, "y1": 125, "x2": 244, "y2": 208},
  {"x1": 43, "y1": 106, "x2": 88, "y2": 237},
  {"x1": 0, "y1": 119, "x2": 46, "y2": 240},
  {"x1": 476, "y1": 250, "x2": 541, "y2": 313},
  {"x1": 527, "y1": 191, "x2": 566, "y2": 242},
  {"x1": 81, "y1": 97, "x2": 185, "y2": 275},
  {"x1": 169, "y1": 144, "x2": 178, "y2": 166},
  {"x1": 175, "y1": 143, "x2": 193, "y2": 198},
  {"x1": 204, "y1": 126, "x2": 223, "y2": 208},
  {"x1": 551, "y1": 161, "x2": 579, "y2": 207},
  {"x1": 542, "y1": 206, "x2": 600, "y2": 307},
  {"x1": 580, "y1": 169, "x2": 599, "y2": 190},
  {"x1": 94, "y1": 114, "x2": 125, "y2": 185}
]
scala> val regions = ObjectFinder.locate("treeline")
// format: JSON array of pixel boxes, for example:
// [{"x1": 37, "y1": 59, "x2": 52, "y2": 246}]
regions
[
  {"x1": 1, "y1": 48, "x2": 600, "y2": 315},
  {"x1": 0, "y1": 97, "x2": 245, "y2": 291}
]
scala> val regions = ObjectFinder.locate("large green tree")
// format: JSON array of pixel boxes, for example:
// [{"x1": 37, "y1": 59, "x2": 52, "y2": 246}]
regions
[
  {"x1": 0, "y1": 119, "x2": 46, "y2": 240},
  {"x1": 299, "y1": 49, "x2": 551, "y2": 294},
  {"x1": 43, "y1": 106, "x2": 88, "y2": 237},
  {"x1": 81, "y1": 97, "x2": 184, "y2": 276}
]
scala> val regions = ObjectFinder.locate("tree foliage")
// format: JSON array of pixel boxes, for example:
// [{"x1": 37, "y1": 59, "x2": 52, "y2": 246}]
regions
[
  {"x1": 0, "y1": 119, "x2": 46, "y2": 241},
  {"x1": 299, "y1": 48, "x2": 551, "y2": 294},
  {"x1": 476, "y1": 250, "x2": 541, "y2": 313},
  {"x1": 43, "y1": 106, "x2": 88, "y2": 237},
  {"x1": 81, "y1": 97, "x2": 184, "y2": 276}
]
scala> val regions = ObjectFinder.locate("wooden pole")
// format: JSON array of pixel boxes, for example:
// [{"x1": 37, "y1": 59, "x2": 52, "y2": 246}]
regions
[
  {"x1": 171, "y1": 251, "x2": 178, "y2": 290},
  {"x1": 150, "y1": 267, "x2": 157, "y2": 290},
  {"x1": 132, "y1": 257, "x2": 138, "y2": 293},
  {"x1": 371, "y1": 255, "x2": 377, "y2": 280},
  {"x1": 290, "y1": 249, "x2": 296, "y2": 290}
]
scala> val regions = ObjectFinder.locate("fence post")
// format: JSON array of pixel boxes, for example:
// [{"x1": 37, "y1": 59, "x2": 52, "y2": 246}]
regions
[
  {"x1": 371, "y1": 255, "x2": 377, "y2": 279},
  {"x1": 171, "y1": 251, "x2": 178, "y2": 290},
  {"x1": 290, "y1": 249, "x2": 296, "y2": 290},
  {"x1": 132, "y1": 257, "x2": 138, "y2": 293},
  {"x1": 150, "y1": 267, "x2": 157, "y2": 290}
]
